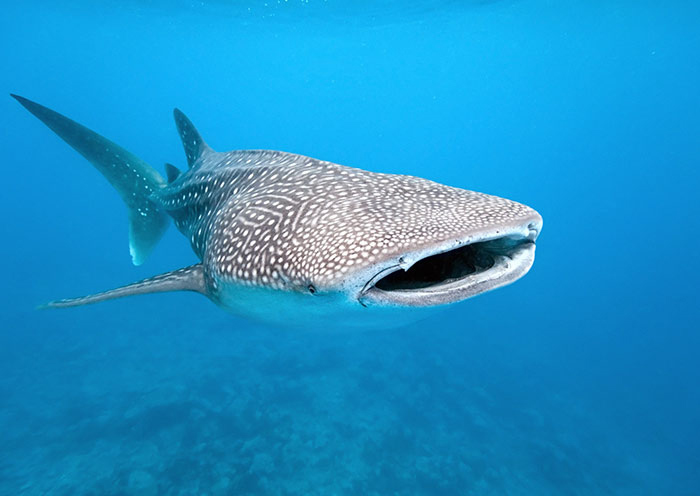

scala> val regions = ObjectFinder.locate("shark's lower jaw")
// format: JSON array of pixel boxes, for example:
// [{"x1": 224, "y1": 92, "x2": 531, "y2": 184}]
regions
[{"x1": 359, "y1": 230, "x2": 538, "y2": 308}]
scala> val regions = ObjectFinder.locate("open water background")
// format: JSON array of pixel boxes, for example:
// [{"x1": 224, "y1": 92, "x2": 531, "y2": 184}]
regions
[{"x1": 1, "y1": 1, "x2": 699, "y2": 494}]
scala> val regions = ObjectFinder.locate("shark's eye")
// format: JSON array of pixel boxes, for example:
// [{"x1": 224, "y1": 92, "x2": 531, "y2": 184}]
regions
[{"x1": 308, "y1": 284, "x2": 317, "y2": 294}]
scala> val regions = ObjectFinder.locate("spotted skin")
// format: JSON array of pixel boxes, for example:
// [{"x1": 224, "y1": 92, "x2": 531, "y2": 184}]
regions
[{"x1": 154, "y1": 148, "x2": 537, "y2": 299}]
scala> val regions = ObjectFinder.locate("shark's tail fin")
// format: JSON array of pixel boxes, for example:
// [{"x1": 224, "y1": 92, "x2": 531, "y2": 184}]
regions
[{"x1": 11, "y1": 94, "x2": 169, "y2": 265}]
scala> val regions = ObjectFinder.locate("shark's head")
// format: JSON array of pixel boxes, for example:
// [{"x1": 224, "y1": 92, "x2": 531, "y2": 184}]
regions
[
  {"x1": 298, "y1": 176, "x2": 541, "y2": 307},
  {"x1": 207, "y1": 161, "x2": 542, "y2": 327}
]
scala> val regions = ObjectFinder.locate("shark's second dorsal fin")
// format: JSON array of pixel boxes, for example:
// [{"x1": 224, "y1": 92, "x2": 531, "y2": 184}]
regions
[
  {"x1": 165, "y1": 163, "x2": 181, "y2": 183},
  {"x1": 173, "y1": 108, "x2": 213, "y2": 168},
  {"x1": 40, "y1": 264, "x2": 206, "y2": 309}
]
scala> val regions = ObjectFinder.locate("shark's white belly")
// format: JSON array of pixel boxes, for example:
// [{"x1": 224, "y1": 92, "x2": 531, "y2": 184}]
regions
[{"x1": 212, "y1": 280, "x2": 438, "y2": 330}]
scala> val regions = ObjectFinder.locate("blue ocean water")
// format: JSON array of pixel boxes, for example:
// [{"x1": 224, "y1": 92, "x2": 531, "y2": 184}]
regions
[{"x1": 1, "y1": 0, "x2": 699, "y2": 494}]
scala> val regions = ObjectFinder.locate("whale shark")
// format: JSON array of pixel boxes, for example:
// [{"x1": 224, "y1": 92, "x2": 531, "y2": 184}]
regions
[{"x1": 13, "y1": 94, "x2": 542, "y2": 327}]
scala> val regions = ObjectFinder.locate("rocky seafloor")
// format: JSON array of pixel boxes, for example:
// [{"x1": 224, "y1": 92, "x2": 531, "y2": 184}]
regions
[{"x1": 0, "y1": 297, "x2": 672, "y2": 495}]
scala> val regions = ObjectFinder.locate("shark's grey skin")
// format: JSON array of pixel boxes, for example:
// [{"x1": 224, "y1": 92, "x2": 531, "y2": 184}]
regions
[{"x1": 13, "y1": 95, "x2": 542, "y2": 328}]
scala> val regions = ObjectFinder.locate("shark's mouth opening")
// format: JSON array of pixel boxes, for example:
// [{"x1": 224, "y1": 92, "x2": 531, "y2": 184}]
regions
[
  {"x1": 374, "y1": 240, "x2": 501, "y2": 291},
  {"x1": 361, "y1": 235, "x2": 537, "y2": 307}
]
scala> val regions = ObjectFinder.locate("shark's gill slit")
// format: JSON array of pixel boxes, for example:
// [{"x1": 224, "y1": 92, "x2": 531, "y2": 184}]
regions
[{"x1": 374, "y1": 238, "x2": 524, "y2": 292}]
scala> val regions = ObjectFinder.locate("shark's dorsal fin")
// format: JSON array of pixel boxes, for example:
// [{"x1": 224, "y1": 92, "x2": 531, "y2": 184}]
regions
[
  {"x1": 40, "y1": 264, "x2": 206, "y2": 309},
  {"x1": 165, "y1": 163, "x2": 181, "y2": 183},
  {"x1": 173, "y1": 108, "x2": 213, "y2": 168}
]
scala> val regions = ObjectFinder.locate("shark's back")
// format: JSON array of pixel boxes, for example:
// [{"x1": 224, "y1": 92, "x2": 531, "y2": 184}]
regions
[{"x1": 156, "y1": 149, "x2": 316, "y2": 259}]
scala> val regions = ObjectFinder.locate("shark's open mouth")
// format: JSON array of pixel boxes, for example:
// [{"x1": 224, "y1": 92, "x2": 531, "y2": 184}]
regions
[{"x1": 360, "y1": 230, "x2": 538, "y2": 307}]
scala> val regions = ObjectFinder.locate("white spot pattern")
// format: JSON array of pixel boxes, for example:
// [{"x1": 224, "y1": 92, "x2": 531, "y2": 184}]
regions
[{"x1": 154, "y1": 150, "x2": 537, "y2": 293}]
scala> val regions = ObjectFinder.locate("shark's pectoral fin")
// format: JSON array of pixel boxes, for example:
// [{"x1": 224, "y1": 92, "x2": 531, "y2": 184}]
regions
[{"x1": 40, "y1": 264, "x2": 206, "y2": 309}]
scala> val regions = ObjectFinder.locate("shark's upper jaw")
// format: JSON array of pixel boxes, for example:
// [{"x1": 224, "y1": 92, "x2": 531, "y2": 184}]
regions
[{"x1": 358, "y1": 215, "x2": 542, "y2": 307}]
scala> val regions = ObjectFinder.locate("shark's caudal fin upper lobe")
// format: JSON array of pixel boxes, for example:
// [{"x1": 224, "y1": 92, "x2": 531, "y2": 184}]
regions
[{"x1": 11, "y1": 94, "x2": 169, "y2": 265}]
